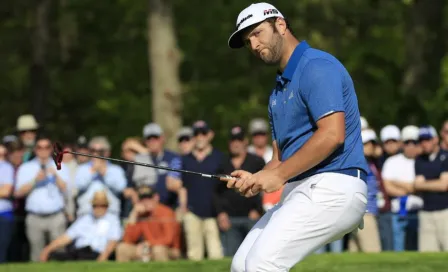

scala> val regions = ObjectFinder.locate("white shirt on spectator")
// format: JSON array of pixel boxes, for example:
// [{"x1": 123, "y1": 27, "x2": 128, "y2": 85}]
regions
[
  {"x1": 382, "y1": 153, "x2": 424, "y2": 212},
  {"x1": 66, "y1": 212, "x2": 122, "y2": 253},
  {"x1": 247, "y1": 145, "x2": 273, "y2": 164},
  {"x1": 75, "y1": 162, "x2": 126, "y2": 216}
]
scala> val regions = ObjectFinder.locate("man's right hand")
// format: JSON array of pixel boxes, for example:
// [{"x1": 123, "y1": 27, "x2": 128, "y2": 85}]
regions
[
  {"x1": 132, "y1": 203, "x2": 147, "y2": 215},
  {"x1": 217, "y1": 212, "x2": 231, "y2": 231},
  {"x1": 35, "y1": 170, "x2": 46, "y2": 183},
  {"x1": 39, "y1": 248, "x2": 50, "y2": 262}
]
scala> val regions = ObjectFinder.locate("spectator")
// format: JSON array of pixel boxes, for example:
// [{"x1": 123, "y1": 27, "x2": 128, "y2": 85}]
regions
[
  {"x1": 2, "y1": 135, "x2": 18, "y2": 146},
  {"x1": 75, "y1": 136, "x2": 90, "y2": 165},
  {"x1": 132, "y1": 123, "x2": 182, "y2": 209},
  {"x1": 348, "y1": 129, "x2": 381, "y2": 253},
  {"x1": 214, "y1": 125, "x2": 265, "y2": 256},
  {"x1": 4, "y1": 140, "x2": 28, "y2": 262},
  {"x1": 62, "y1": 144, "x2": 78, "y2": 223},
  {"x1": 381, "y1": 125, "x2": 422, "y2": 251},
  {"x1": 75, "y1": 136, "x2": 126, "y2": 217},
  {"x1": 378, "y1": 125, "x2": 402, "y2": 169},
  {"x1": 16, "y1": 114, "x2": 39, "y2": 162},
  {"x1": 440, "y1": 120, "x2": 448, "y2": 152},
  {"x1": 177, "y1": 127, "x2": 194, "y2": 155},
  {"x1": 360, "y1": 116, "x2": 369, "y2": 131},
  {"x1": 414, "y1": 126, "x2": 448, "y2": 252},
  {"x1": 247, "y1": 118, "x2": 281, "y2": 211},
  {"x1": 14, "y1": 135, "x2": 70, "y2": 262},
  {"x1": 116, "y1": 185, "x2": 180, "y2": 262},
  {"x1": 120, "y1": 137, "x2": 147, "y2": 220},
  {"x1": 40, "y1": 190, "x2": 121, "y2": 261},
  {"x1": 0, "y1": 145, "x2": 14, "y2": 263},
  {"x1": 181, "y1": 120, "x2": 224, "y2": 261}
]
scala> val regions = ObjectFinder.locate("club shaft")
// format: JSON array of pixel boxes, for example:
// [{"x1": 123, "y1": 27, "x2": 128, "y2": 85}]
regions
[{"x1": 66, "y1": 151, "x2": 222, "y2": 179}]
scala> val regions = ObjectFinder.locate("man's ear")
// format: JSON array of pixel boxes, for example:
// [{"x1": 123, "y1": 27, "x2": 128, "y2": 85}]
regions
[{"x1": 276, "y1": 17, "x2": 287, "y2": 35}]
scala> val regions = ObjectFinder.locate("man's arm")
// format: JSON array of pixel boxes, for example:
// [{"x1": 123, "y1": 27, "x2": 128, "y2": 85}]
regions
[
  {"x1": 103, "y1": 166, "x2": 127, "y2": 193},
  {"x1": 0, "y1": 163, "x2": 14, "y2": 198},
  {"x1": 263, "y1": 141, "x2": 281, "y2": 170},
  {"x1": 40, "y1": 234, "x2": 73, "y2": 261},
  {"x1": 276, "y1": 112, "x2": 345, "y2": 181},
  {"x1": 414, "y1": 174, "x2": 448, "y2": 192},
  {"x1": 97, "y1": 241, "x2": 118, "y2": 261},
  {"x1": 166, "y1": 156, "x2": 183, "y2": 192},
  {"x1": 383, "y1": 180, "x2": 408, "y2": 196}
]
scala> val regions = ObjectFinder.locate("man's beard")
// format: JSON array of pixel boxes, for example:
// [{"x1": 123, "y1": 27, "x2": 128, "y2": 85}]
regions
[{"x1": 259, "y1": 32, "x2": 283, "y2": 65}]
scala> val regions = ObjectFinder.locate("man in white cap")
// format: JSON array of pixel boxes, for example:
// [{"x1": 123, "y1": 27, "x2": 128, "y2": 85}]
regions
[
  {"x1": 16, "y1": 114, "x2": 39, "y2": 162},
  {"x1": 378, "y1": 125, "x2": 402, "y2": 169},
  {"x1": 223, "y1": 3, "x2": 368, "y2": 271},
  {"x1": 381, "y1": 125, "x2": 423, "y2": 251},
  {"x1": 176, "y1": 127, "x2": 194, "y2": 155}
]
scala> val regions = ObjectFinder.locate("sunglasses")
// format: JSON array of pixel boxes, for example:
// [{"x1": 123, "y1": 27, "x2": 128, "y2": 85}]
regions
[
  {"x1": 404, "y1": 140, "x2": 419, "y2": 145},
  {"x1": 36, "y1": 145, "x2": 51, "y2": 150},
  {"x1": 93, "y1": 204, "x2": 108, "y2": 208},
  {"x1": 193, "y1": 130, "x2": 209, "y2": 136},
  {"x1": 178, "y1": 136, "x2": 191, "y2": 143}
]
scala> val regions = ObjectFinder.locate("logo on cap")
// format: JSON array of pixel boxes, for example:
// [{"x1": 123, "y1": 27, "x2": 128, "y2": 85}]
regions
[
  {"x1": 232, "y1": 126, "x2": 242, "y2": 134},
  {"x1": 263, "y1": 9, "x2": 279, "y2": 15},
  {"x1": 236, "y1": 14, "x2": 253, "y2": 30}
]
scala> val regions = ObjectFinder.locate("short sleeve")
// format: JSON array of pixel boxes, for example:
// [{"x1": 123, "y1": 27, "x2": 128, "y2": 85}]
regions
[
  {"x1": 66, "y1": 216, "x2": 86, "y2": 239},
  {"x1": 108, "y1": 216, "x2": 122, "y2": 241},
  {"x1": 0, "y1": 163, "x2": 14, "y2": 185},
  {"x1": 381, "y1": 158, "x2": 394, "y2": 180},
  {"x1": 300, "y1": 59, "x2": 345, "y2": 122},
  {"x1": 268, "y1": 103, "x2": 276, "y2": 140},
  {"x1": 167, "y1": 156, "x2": 182, "y2": 180}
]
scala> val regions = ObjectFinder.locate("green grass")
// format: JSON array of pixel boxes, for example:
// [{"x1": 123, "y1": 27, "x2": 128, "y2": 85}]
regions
[{"x1": 0, "y1": 252, "x2": 447, "y2": 272}]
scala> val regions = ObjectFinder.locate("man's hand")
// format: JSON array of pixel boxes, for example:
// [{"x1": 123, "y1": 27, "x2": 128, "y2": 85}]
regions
[
  {"x1": 232, "y1": 169, "x2": 285, "y2": 198},
  {"x1": 35, "y1": 170, "x2": 46, "y2": 182},
  {"x1": 414, "y1": 175, "x2": 426, "y2": 189},
  {"x1": 132, "y1": 203, "x2": 147, "y2": 215},
  {"x1": 217, "y1": 212, "x2": 231, "y2": 231},
  {"x1": 97, "y1": 254, "x2": 108, "y2": 262},
  {"x1": 39, "y1": 248, "x2": 50, "y2": 262},
  {"x1": 248, "y1": 210, "x2": 260, "y2": 220},
  {"x1": 221, "y1": 170, "x2": 252, "y2": 189}
]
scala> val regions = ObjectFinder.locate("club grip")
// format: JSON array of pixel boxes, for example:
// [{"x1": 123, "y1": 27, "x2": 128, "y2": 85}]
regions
[{"x1": 215, "y1": 174, "x2": 237, "y2": 180}]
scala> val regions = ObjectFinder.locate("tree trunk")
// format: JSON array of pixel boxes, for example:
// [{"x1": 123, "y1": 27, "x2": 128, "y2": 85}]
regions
[
  {"x1": 147, "y1": 0, "x2": 182, "y2": 150},
  {"x1": 30, "y1": 0, "x2": 51, "y2": 127},
  {"x1": 59, "y1": 0, "x2": 78, "y2": 64}
]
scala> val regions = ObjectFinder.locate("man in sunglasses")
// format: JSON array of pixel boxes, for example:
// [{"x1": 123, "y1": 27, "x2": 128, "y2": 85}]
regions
[
  {"x1": 14, "y1": 135, "x2": 70, "y2": 262},
  {"x1": 413, "y1": 126, "x2": 448, "y2": 252},
  {"x1": 177, "y1": 127, "x2": 194, "y2": 155},
  {"x1": 75, "y1": 136, "x2": 127, "y2": 218},
  {"x1": 381, "y1": 125, "x2": 423, "y2": 251},
  {"x1": 40, "y1": 190, "x2": 121, "y2": 262}
]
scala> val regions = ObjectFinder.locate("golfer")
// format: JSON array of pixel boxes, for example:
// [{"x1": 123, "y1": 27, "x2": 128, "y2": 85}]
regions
[{"x1": 223, "y1": 3, "x2": 369, "y2": 272}]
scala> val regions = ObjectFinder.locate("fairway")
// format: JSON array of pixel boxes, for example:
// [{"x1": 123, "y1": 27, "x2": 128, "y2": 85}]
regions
[{"x1": 0, "y1": 252, "x2": 446, "y2": 272}]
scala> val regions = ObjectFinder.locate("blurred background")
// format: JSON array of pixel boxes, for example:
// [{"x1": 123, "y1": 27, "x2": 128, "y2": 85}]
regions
[{"x1": 1, "y1": 0, "x2": 448, "y2": 268}]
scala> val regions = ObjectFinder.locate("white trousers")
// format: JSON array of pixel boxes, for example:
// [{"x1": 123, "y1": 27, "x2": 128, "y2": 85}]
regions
[{"x1": 231, "y1": 172, "x2": 367, "y2": 272}]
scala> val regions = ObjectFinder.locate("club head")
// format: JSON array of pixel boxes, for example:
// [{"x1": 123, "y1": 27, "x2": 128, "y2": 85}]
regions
[{"x1": 52, "y1": 142, "x2": 64, "y2": 170}]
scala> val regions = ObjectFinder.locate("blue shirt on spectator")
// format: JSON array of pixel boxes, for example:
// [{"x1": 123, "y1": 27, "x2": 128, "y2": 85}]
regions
[
  {"x1": 0, "y1": 161, "x2": 14, "y2": 217},
  {"x1": 66, "y1": 212, "x2": 122, "y2": 253},
  {"x1": 268, "y1": 41, "x2": 368, "y2": 182},
  {"x1": 415, "y1": 149, "x2": 448, "y2": 211},
  {"x1": 15, "y1": 158, "x2": 70, "y2": 214},
  {"x1": 149, "y1": 150, "x2": 182, "y2": 208},
  {"x1": 365, "y1": 164, "x2": 378, "y2": 215},
  {"x1": 75, "y1": 162, "x2": 126, "y2": 216},
  {"x1": 181, "y1": 149, "x2": 223, "y2": 218}
]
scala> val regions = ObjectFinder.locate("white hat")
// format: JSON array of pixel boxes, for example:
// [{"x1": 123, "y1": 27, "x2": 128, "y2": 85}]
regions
[
  {"x1": 361, "y1": 129, "x2": 377, "y2": 144},
  {"x1": 380, "y1": 125, "x2": 401, "y2": 142},
  {"x1": 249, "y1": 118, "x2": 269, "y2": 134},
  {"x1": 228, "y1": 2, "x2": 285, "y2": 49},
  {"x1": 401, "y1": 125, "x2": 419, "y2": 142},
  {"x1": 16, "y1": 114, "x2": 39, "y2": 131},
  {"x1": 177, "y1": 127, "x2": 193, "y2": 139},
  {"x1": 360, "y1": 116, "x2": 369, "y2": 130},
  {"x1": 143, "y1": 123, "x2": 163, "y2": 138}
]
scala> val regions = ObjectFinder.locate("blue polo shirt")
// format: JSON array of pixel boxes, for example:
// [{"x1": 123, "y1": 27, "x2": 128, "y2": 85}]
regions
[
  {"x1": 415, "y1": 150, "x2": 448, "y2": 211},
  {"x1": 181, "y1": 149, "x2": 223, "y2": 218},
  {"x1": 268, "y1": 41, "x2": 368, "y2": 182}
]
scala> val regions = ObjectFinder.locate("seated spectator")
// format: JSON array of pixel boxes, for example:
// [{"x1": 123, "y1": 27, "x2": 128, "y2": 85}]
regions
[
  {"x1": 413, "y1": 126, "x2": 448, "y2": 252},
  {"x1": 177, "y1": 127, "x2": 194, "y2": 155},
  {"x1": 348, "y1": 129, "x2": 381, "y2": 253},
  {"x1": 116, "y1": 186, "x2": 181, "y2": 262},
  {"x1": 0, "y1": 145, "x2": 14, "y2": 263},
  {"x1": 14, "y1": 135, "x2": 70, "y2": 262},
  {"x1": 75, "y1": 136, "x2": 126, "y2": 217},
  {"x1": 40, "y1": 191, "x2": 121, "y2": 262},
  {"x1": 215, "y1": 125, "x2": 265, "y2": 256}
]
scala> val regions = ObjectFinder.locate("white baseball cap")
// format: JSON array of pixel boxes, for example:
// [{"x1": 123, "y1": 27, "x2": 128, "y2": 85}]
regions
[
  {"x1": 361, "y1": 129, "x2": 377, "y2": 144},
  {"x1": 143, "y1": 123, "x2": 163, "y2": 138},
  {"x1": 360, "y1": 116, "x2": 369, "y2": 130},
  {"x1": 228, "y1": 2, "x2": 285, "y2": 49},
  {"x1": 380, "y1": 125, "x2": 401, "y2": 142},
  {"x1": 401, "y1": 125, "x2": 419, "y2": 142}
]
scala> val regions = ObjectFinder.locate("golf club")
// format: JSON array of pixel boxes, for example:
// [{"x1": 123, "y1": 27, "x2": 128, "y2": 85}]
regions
[{"x1": 51, "y1": 142, "x2": 235, "y2": 180}]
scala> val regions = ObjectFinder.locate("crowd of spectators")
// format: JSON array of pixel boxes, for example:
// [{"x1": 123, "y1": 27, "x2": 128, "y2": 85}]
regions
[{"x1": 0, "y1": 114, "x2": 447, "y2": 263}]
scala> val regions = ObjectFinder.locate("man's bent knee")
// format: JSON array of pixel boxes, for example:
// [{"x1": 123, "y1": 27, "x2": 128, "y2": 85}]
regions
[
  {"x1": 116, "y1": 242, "x2": 136, "y2": 262},
  {"x1": 231, "y1": 252, "x2": 247, "y2": 272}
]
